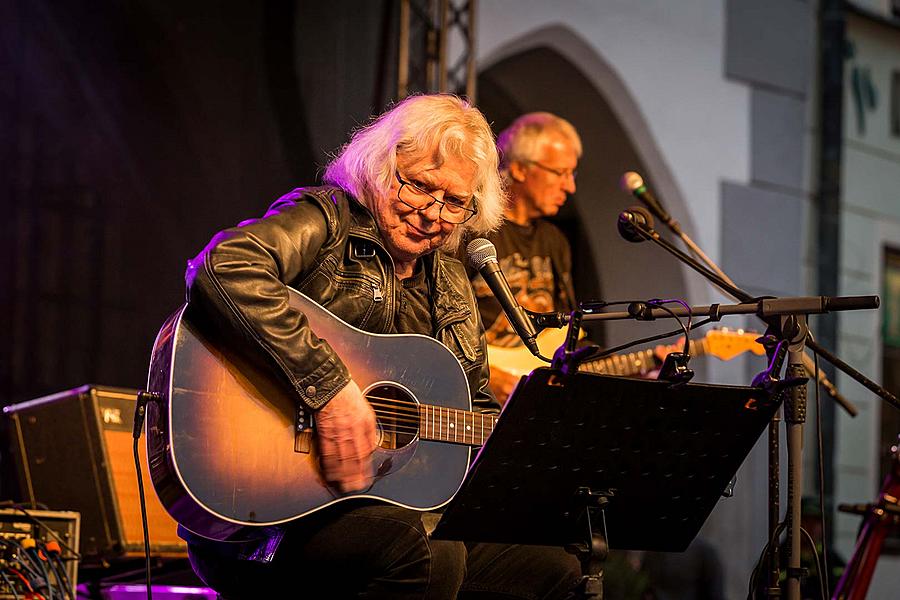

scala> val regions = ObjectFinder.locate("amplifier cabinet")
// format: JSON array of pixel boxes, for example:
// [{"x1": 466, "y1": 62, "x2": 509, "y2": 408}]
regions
[{"x1": 4, "y1": 385, "x2": 186, "y2": 560}]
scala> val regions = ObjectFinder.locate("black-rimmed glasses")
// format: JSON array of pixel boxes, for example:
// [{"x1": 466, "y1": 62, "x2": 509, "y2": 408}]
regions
[
  {"x1": 395, "y1": 172, "x2": 478, "y2": 224},
  {"x1": 524, "y1": 160, "x2": 577, "y2": 180}
]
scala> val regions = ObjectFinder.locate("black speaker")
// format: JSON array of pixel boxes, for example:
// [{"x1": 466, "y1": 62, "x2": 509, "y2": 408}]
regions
[{"x1": 4, "y1": 385, "x2": 186, "y2": 560}]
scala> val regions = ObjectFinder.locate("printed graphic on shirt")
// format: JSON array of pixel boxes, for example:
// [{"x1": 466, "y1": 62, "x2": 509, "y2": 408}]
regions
[{"x1": 472, "y1": 251, "x2": 557, "y2": 347}]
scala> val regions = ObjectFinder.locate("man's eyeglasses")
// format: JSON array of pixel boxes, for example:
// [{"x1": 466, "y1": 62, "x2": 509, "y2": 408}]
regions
[
  {"x1": 524, "y1": 160, "x2": 577, "y2": 180},
  {"x1": 395, "y1": 172, "x2": 478, "y2": 225}
]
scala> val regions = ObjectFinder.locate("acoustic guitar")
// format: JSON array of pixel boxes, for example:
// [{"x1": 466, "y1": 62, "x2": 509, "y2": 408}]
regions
[{"x1": 145, "y1": 288, "x2": 496, "y2": 541}]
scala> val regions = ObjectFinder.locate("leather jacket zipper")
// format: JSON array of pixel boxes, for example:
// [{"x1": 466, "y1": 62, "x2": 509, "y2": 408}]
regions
[{"x1": 355, "y1": 232, "x2": 395, "y2": 321}]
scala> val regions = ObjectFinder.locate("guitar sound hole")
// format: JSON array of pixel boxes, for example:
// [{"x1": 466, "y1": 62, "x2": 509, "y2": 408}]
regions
[{"x1": 368, "y1": 384, "x2": 418, "y2": 450}]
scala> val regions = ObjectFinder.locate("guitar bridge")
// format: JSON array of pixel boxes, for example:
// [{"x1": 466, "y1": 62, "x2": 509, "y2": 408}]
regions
[{"x1": 295, "y1": 430, "x2": 313, "y2": 454}]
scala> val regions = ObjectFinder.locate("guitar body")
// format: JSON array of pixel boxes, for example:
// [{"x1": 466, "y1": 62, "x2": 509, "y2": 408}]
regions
[
  {"x1": 487, "y1": 329, "x2": 572, "y2": 377},
  {"x1": 146, "y1": 289, "x2": 472, "y2": 541}
]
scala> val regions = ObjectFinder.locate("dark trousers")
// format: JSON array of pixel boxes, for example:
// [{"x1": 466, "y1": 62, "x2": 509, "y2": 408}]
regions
[{"x1": 188, "y1": 504, "x2": 581, "y2": 599}]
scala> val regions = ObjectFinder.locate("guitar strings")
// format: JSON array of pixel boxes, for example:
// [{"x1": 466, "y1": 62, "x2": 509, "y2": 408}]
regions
[
  {"x1": 367, "y1": 411, "x2": 495, "y2": 431},
  {"x1": 373, "y1": 424, "x2": 494, "y2": 440},
  {"x1": 371, "y1": 417, "x2": 493, "y2": 439},
  {"x1": 364, "y1": 394, "x2": 498, "y2": 423},
  {"x1": 373, "y1": 425, "x2": 493, "y2": 441},
  {"x1": 366, "y1": 399, "x2": 497, "y2": 426},
  {"x1": 364, "y1": 395, "x2": 421, "y2": 416},
  {"x1": 364, "y1": 399, "x2": 496, "y2": 440},
  {"x1": 587, "y1": 348, "x2": 656, "y2": 375},
  {"x1": 368, "y1": 404, "x2": 496, "y2": 436},
  {"x1": 350, "y1": 392, "x2": 497, "y2": 441}
]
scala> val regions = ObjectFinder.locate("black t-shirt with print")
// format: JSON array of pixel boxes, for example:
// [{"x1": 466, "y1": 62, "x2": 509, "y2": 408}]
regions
[{"x1": 466, "y1": 219, "x2": 575, "y2": 347}]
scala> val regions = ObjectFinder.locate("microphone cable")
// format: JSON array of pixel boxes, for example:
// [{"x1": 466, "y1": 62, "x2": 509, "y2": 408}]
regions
[
  {"x1": 20, "y1": 539, "x2": 52, "y2": 600},
  {"x1": 579, "y1": 299, "x2": 700, "y2": 364},
  {"x1": 44, "y1": 543, "x2": 74, "y2": 600},
  {"x1": 133, "y1": 391, "x2": 160, "y2": 600},
  {"x1": 0, "y1": 569, "x2": 18, "y2": 600},
  {"x1": 133, "y1": 432, "x2": 153, "y2": 600},
  {"x1": 647, "y1": 298, "x2": 693, "y2": 355}
]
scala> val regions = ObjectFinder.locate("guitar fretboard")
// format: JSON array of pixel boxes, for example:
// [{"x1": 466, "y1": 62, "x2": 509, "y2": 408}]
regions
[
  {"x1": 419, "y1": 405, "x2": 497, "y2": 446},
  {"x1": 581, "y1": 338, "x2": 708, "y2": 376}
]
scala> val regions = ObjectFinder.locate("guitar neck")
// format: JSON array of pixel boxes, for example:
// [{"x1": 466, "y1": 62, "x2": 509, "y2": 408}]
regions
[
  {"x1": 419, "y1": 405, "x2": 497, "y2": 446},
  {"x1": 581, "y1": 337, "x2": 709, "y2": 376}
]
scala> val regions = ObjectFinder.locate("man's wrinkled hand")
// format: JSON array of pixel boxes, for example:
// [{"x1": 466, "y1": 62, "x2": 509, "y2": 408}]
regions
[{"x1": 315, "y1": 380, "x2": 378, "y2": 493}]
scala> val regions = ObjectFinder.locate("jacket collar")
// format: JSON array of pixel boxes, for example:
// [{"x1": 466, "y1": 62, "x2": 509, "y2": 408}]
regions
[
  {"x1": 347, "y1": 198, "x2": 471, "y2": 329},
  {"x1": 347, "y1": 197, "x2": 382, "y2": 243}
]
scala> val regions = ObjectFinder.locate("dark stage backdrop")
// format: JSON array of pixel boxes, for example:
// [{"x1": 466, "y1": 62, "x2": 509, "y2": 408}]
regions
[
  {"x1": 0, "y1": 0, "x2": 397, "y2": 498},
  {"x1": 0, "y1": 0, "x2": 675, "y2": 502}
]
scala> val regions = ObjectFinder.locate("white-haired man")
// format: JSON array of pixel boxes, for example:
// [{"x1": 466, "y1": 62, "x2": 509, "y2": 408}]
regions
[{"x1": 181, "y1": 95, "x2": 580, "y2": 598}]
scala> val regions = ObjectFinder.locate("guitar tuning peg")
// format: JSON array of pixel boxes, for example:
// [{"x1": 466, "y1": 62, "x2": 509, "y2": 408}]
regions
[{"x1": 755, "y1": 334, "x2": 779, "y2": 350}]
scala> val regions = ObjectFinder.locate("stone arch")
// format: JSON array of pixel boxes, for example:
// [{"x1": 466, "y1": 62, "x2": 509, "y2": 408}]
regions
[{"x1": 477, "y1": 24, "x2": 700, "y2": 346}]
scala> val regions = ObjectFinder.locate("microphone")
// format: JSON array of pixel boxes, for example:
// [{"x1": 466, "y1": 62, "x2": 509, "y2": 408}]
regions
[
  {"x1": 466, "y1": 238, "x2": 540, "y2": 356},
  {"x1": 617, "y1": 206, "x2": 656, "y2": 243},
  {"x1": 620, "y1": 171, "x2": 681, "y2": 234}
]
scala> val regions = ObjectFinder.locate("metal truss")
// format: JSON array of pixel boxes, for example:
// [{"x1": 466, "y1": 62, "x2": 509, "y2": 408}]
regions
[{"x1": 398, "y1": 0, "x2": 477, "y2": 101}]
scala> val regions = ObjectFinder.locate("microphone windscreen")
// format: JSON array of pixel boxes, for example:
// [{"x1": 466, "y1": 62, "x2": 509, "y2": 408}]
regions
[
  {"x1": 466, "y1": 238, "x2": 497, "y2": 269},
  {"x1": 617, "y1": 205, "x2": 655, "y2": 243},
  {"x1": 620, "y1": 171, "x2": 645, "y2": 193},
  {"x1": 627, "y1": 205, "x2": 655, "y2": 227}
]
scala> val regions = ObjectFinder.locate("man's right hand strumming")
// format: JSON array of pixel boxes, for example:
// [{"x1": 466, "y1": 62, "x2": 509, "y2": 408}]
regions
[{"x1": 315, "y1": 379, "x2": 378, "y2": 493}]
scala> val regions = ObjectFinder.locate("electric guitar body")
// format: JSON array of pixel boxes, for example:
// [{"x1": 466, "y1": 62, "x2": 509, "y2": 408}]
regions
[{"x1": 488, "y1": 327, "x2": 766, "y2": 379}]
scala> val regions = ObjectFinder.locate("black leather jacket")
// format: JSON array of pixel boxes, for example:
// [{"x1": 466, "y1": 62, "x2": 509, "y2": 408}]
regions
[{"x1": 186, "y1": 186, "x2": 496, "y2": 411}]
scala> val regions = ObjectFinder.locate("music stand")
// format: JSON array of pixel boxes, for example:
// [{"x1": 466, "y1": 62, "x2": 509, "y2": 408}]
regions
[{"x1": 432, "y1": 368, "x2": 780, "y2": 597}]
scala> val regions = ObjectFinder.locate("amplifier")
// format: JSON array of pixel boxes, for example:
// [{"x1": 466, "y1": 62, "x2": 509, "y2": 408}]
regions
[
  {"x1": 4, "y1": 385, "x2": 186, "y2": 561},
  {"x1": 0, "y1": 508, "x2": 79, "y2": 598}
]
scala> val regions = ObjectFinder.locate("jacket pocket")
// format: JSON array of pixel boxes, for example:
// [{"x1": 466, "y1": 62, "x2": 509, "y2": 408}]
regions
[
  {"x1": 297, "y1": 256, "x2": 383, "y2": 329},
  {"x1": 331, "y1": 271, "x2": 382, "y2": 329}
]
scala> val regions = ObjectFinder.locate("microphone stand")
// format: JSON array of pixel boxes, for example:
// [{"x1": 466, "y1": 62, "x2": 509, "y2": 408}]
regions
[
  {"x1": 655, "y1": 213, "x2": 855, "y2": 415},
  {"x1": 618, "y1": 216, "x2": 894, "y2": 406},
  {"x1": 678, "y1": 229, "x2": 734, "y2": 287},
  {"x1": 608, "y1": 215, "x2": 897, "y2": 600}
]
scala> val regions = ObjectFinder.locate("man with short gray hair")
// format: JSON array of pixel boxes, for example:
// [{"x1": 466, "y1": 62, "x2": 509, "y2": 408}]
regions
[{"x1": 468, "y1": 112, "x2": 582, "y2": 402}]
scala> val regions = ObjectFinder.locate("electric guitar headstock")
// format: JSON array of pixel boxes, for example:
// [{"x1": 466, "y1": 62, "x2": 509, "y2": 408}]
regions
[{"x1": 703, "y1": 328, "x2": 766, "y2": 361}]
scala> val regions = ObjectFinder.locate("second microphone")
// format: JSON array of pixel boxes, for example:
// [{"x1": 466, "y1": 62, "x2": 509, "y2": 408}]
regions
[{"x1": 466, "y1": 238, "x2": 541, "y2": 357}]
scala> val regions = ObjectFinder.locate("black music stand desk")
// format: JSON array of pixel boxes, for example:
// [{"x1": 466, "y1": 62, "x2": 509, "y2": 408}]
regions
[{"x1": 432, "y1": 368, "x2": 779, "y2": 595}]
